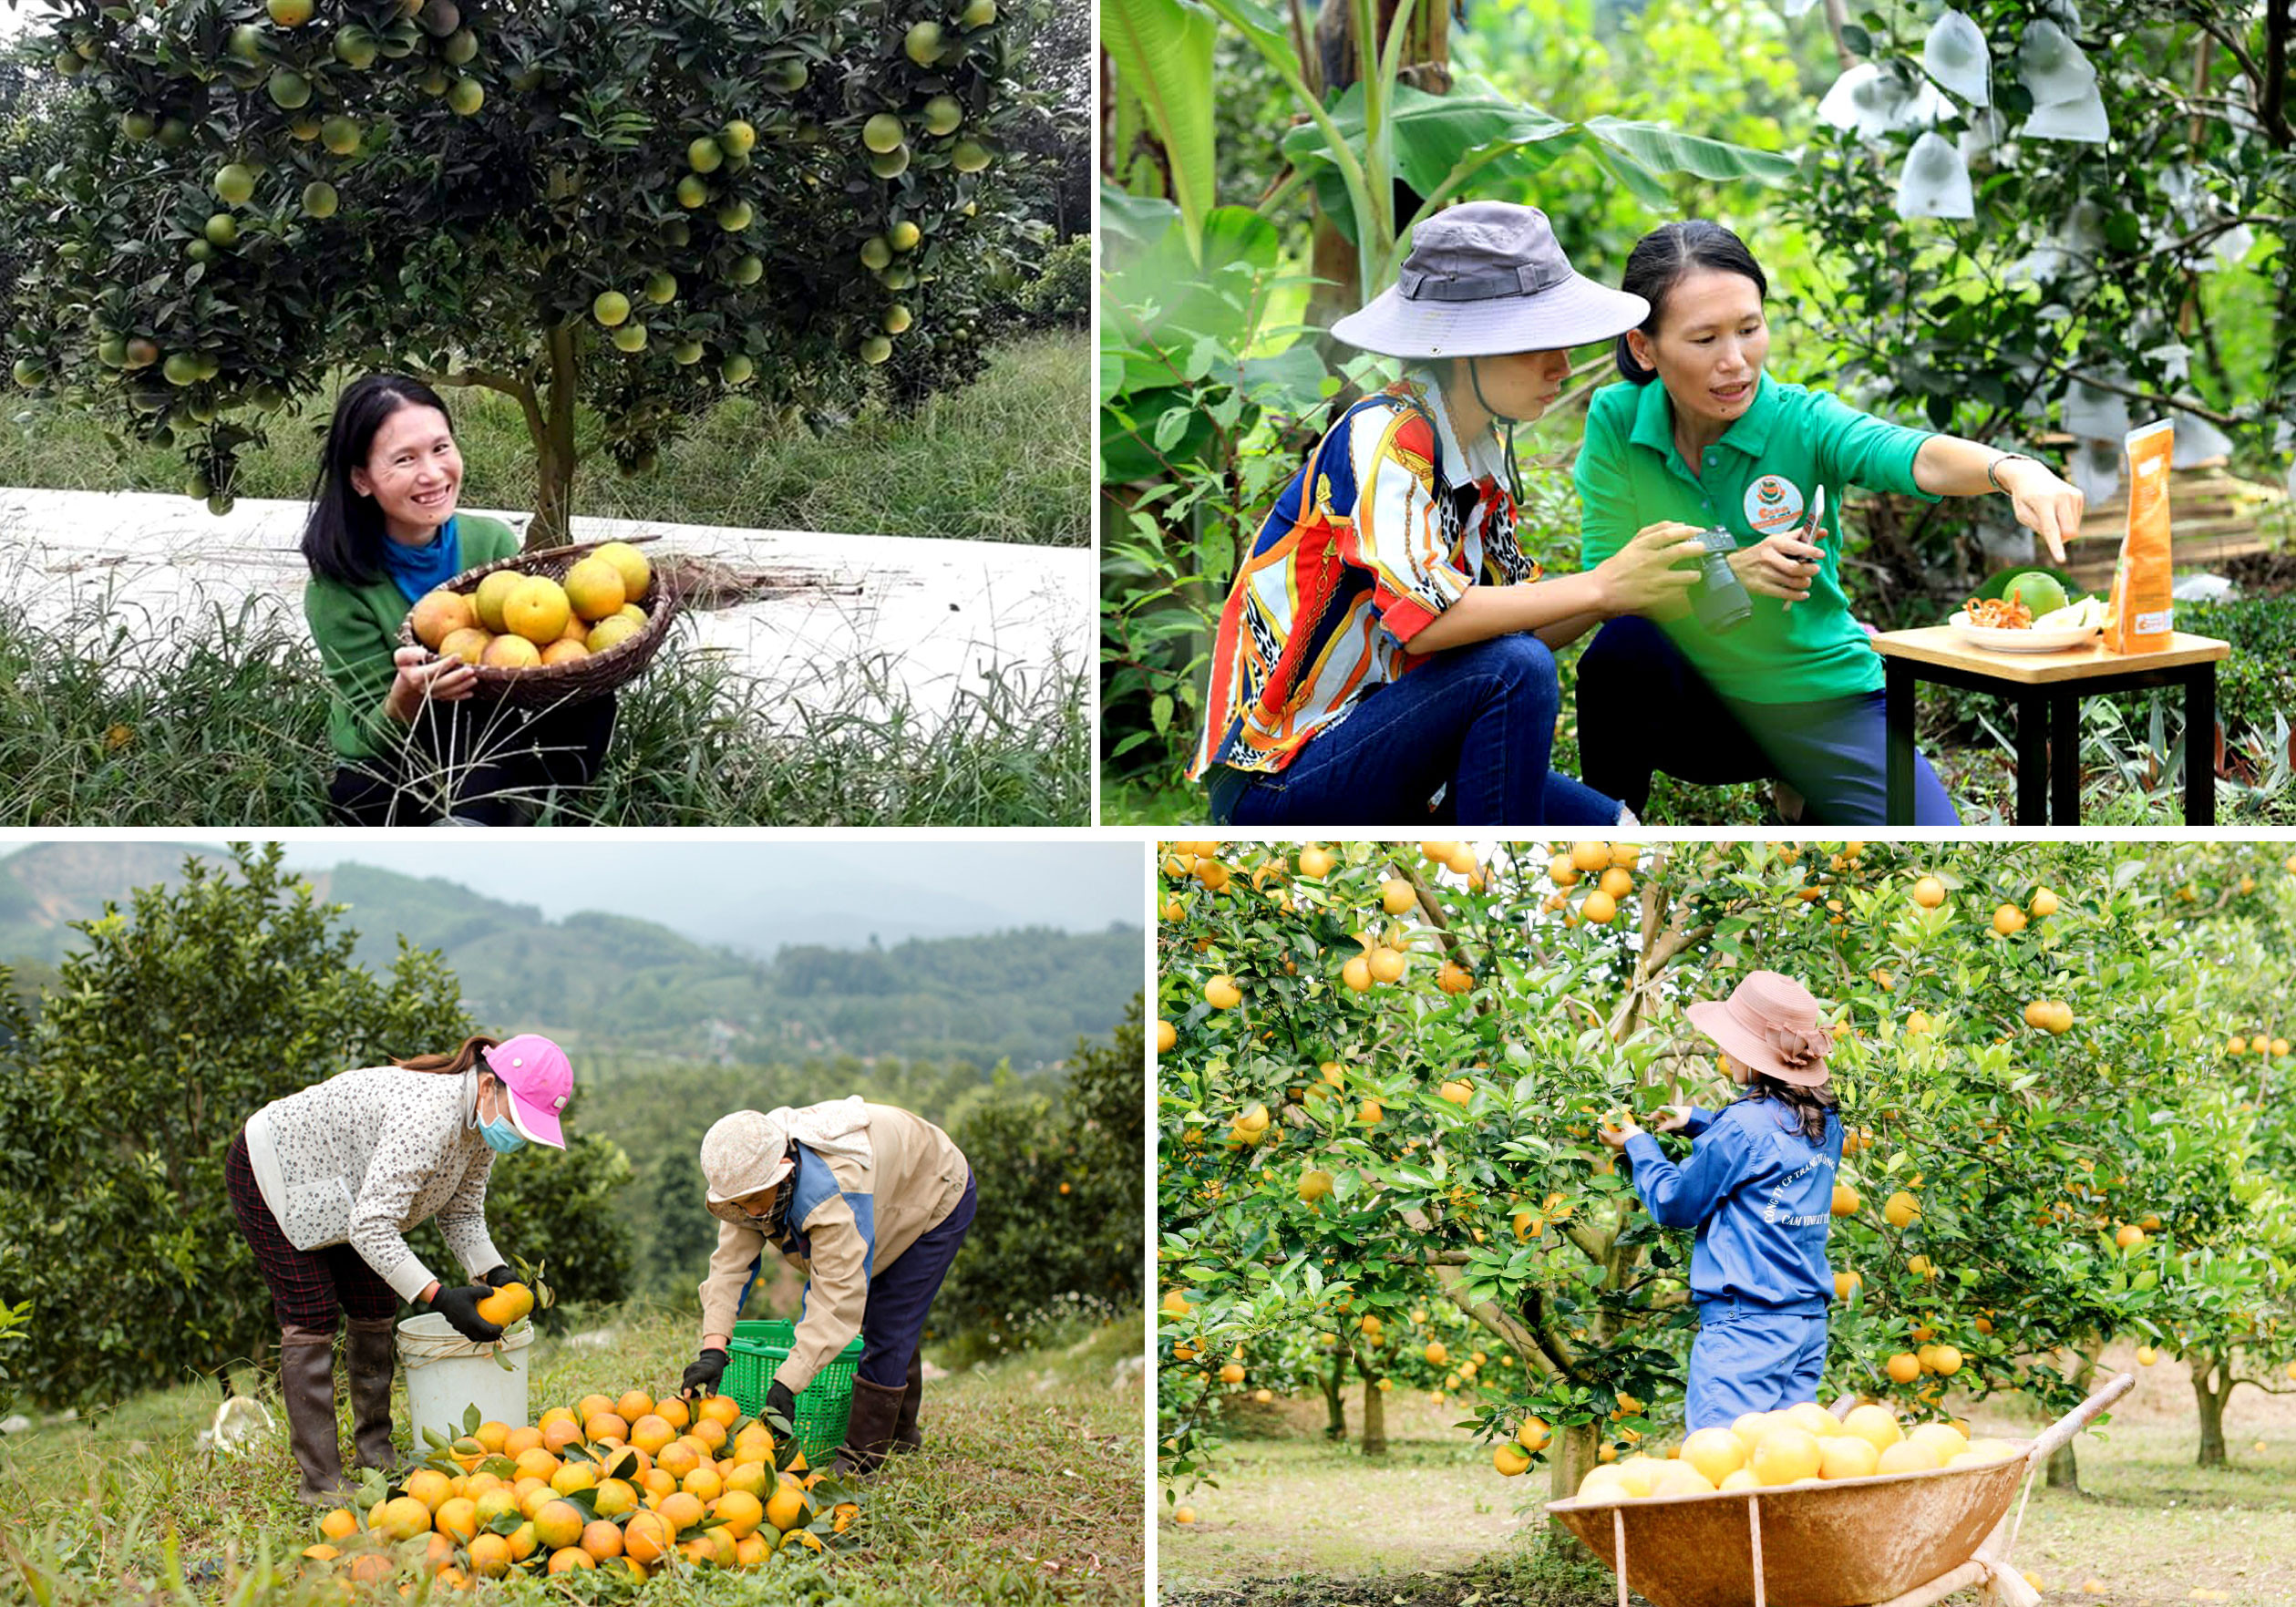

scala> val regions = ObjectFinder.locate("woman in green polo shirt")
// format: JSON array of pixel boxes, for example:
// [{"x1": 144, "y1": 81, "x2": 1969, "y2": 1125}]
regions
[
  {"x1": 1572, "y1": 221, "x2": 2086, "y2": 825},
  {"x1": 300, "y1": 375, "x2": 616, "y2": 826}
]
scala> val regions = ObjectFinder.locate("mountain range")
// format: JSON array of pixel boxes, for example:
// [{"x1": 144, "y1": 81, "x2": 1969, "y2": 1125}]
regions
[{"x1": 0, "y1": 843, "x2": 1142, "y2": 1069}]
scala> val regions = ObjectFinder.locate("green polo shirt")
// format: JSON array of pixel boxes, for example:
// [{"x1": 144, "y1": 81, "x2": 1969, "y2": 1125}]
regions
[
  {"x1": 1574, "y1": 374, "x2": 1940, "y2": 706},
  {"x1": 303, "y1": 514, "x2": 520, "y2": 761}
]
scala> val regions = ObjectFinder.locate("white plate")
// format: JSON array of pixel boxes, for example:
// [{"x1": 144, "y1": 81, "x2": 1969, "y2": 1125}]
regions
[{"x1": 1947, "y1": 611, "x2": 2103, "y2": 654}]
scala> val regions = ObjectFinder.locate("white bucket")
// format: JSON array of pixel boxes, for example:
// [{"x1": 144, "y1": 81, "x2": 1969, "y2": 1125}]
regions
[{"x1": 396, "y1": 1313, "x2": 533, "y2": 1447}]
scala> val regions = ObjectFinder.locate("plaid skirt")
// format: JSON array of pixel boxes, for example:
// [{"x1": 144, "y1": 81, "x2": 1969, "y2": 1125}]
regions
[{"x1": 227, "y1": 1128, "x2": 399, "y2": 1333}]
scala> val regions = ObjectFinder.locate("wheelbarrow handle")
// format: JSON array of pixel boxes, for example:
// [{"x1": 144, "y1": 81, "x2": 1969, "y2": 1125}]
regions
[{"x1": 2027, "y1": 1371, "x2": 2134, "y2": 1464}]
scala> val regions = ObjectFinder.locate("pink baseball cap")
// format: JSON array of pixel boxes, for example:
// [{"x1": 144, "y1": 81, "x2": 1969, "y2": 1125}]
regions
[{"x1": 482, "y1": 1034, "x2": 572, "y2": 1149}]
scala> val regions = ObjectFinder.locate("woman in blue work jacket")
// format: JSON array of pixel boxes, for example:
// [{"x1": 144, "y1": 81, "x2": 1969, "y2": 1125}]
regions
[
  {"x1": 1598, "y1": 969, "x2": 1844, "y2": 1430},
  {"x1": 1573, "y1": 221, "x2": 2091, "y2": 825}
]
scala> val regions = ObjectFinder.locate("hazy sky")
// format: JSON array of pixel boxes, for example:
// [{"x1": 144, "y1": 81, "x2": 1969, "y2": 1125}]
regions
[{"x1": 248, "y1": 838, "x2": 1145, "y2": 939}]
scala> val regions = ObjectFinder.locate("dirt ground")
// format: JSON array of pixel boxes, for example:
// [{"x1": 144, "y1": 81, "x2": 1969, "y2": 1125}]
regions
[{"x1": 1159, "y1": 1342, "x2": 2296, "y2": 1606}]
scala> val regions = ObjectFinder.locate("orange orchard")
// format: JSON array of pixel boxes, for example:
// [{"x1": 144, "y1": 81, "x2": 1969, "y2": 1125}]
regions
[{"x1": 1158, "y1": 840, "x2": 2296, "y2": 1516}]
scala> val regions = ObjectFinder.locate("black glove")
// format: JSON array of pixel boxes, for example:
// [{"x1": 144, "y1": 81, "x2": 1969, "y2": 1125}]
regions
[
  {"x1": 479, "y1": 1264, "x2": 517, "y2": 1289},
  {"x1": 427, "y1": 1283, "x2": 504, "y2": 1344},
  {"x1": 680, "y1": 1348, "x2": 728, "y2": 1399},
  {"x1": 765, "y1": 1380, "x2": 796, "y2": 1432}
]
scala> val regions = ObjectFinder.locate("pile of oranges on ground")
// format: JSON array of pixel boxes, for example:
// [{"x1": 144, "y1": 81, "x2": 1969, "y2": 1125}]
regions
[
  {"x1": 1551, "y1": 1400, "x2": 2021, "y2": 1503},
  {"x1": 302, "y1": 1386, "x2": 857, "y2": 1591}
]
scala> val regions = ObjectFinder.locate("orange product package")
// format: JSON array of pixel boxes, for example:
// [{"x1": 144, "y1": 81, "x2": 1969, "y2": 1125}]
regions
[{"x1": 2105, "y1": 418, "x2": 2175, "y2": 654}]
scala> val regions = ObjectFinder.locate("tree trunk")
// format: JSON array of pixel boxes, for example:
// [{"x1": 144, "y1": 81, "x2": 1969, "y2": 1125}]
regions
[
  {"x1": 1302, "y1": 0, "x2": 1452, "y2": 329},
  {"x1": 2192, "y1": 1351, "x2": 2231, "y2": 1468},
  {"x1": 2044, "y1": 1338, "x2": 2104, "y2": 1491},
  {"x1": 1360, "y1": 1373, "x2": 1386, "y2": 1457},
  {"x1": 1322, "y1": 1348, "x2": 1351, "y2": 1439},
  {"x1": 528, "y1": 323, "x2": 581, "y2": 550},
  {"x1": 1545, "y1": 1418, "x2": 1601, "y2": 1554}
]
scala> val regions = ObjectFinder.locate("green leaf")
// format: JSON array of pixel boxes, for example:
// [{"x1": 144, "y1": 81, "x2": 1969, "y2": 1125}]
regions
[
  {"x1": 1101, "y1": 0, "x2": 1219, "y2": 252},
  {"x1": 1581, "y1": 117, "x2": 1801, "y2": 188}
]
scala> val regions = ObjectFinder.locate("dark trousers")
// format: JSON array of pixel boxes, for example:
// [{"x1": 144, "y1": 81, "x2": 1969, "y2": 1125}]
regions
[
  {"x1": 226, "y1": 1130, "x2": 397, "y2": 1334},
  {"x1": 329, "y1": 691, "x2": 617, "y2": 826},
  {"x1": 858, "y1": 1170, "x2": 977, "y2": 1386},
  {"x1": 1211, "y1": 634, "x2": 1621, "y2": 827},
  {"x1": 1576, "y1": 616, "x2": 1958, "y2": 826}
]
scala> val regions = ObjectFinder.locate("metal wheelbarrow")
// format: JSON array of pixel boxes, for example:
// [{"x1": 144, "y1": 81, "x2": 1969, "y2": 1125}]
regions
[{"x1": 1544, "y1": 1373, "x2": 2135, "y2": 1607}]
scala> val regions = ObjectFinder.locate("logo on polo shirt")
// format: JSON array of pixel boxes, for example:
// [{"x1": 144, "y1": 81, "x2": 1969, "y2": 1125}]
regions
[{"x1": 1745, "y1": 474, "x2": 1806, "y2": 536}]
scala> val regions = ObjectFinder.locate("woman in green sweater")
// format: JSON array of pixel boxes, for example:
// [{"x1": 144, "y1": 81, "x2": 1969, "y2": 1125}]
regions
[{"x1": 301, "y1": 376, "x2": 616, "y2": 825}]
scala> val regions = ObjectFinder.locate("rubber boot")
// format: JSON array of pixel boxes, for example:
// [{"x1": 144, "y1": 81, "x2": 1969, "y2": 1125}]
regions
[
  {"x1": 344, "y1": 1316, "x2": 399, "y2": 1473},
  {"x1": 278, "y1": 1326, "x2": 353, "y2": 1506},
  {"x1": 831, "y1": 1376, "x2": 908, "y2": 1478},
  {"x1": 891, "y1": 1347, "x2": 923, "y2": 1454}
]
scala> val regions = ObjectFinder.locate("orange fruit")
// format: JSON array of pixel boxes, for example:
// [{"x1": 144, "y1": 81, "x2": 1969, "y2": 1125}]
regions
[
  {"x1": 715, "y1": 1489, "x2": 766, "y2": 1540},
  {"x1": 655, "y1": 1396, "x2": 691, "y2": 1430},
  {"x1": 375, "y1": 1496, "x2": 433, "y2": 1540},
  {"x1": 580, "y1": 1519, "x2": 624, "y2": 1561},
  {"x1": 531, "y1": 1500, "x2": 586, "y2": 1552},
  {"x1": 404, "y1": 1469, "x2": 453, "y2": 1513},
  {"x1": 658, "y1": 1490, "x2": 705, "y2": 1534},
  {"x1": 682, "y1": 1465, "x2": 724, "y2": 1502},
  {"x1": 474, "y1": 1420, "x2": 510, "y2": 1454},
  {"x1": 541, "y1": 1417, "x2": 583, "y2": 1453},
  {"x1": 512, "y1": 1447, "x2": 560, "y2": 1483},
  {"x1": 697, "y1": 1395, "x2": 740, "y2": 1429},
  {"x1": 466, "y1": 1533, "x2": 511, "y2": 1578},
  {"x1": 318, "y1": 1509, "x2": 359, "y2": 1541},
  {"x1": 298, "y1": 1544, "x2": 338, "y2": 1564},
  {"x1": 547, "y1": 1546, "x2": 596, "y2": 1573},
  {"x1": 504, "y1": 1520, "x2": 539, "y2": 1562},
  {"x1": 348, "y1": 1553, "x2": 393, "y2": 1583},
  {"x1": 592, "y1": 1477, "x2": 639, "y2": 1518},
  {"x1": 550, "y1": 1460, "x2": 598, "y2": 1496},
  {"x1": 408, "y1": 589, "x2": 477, "y2": 650},
  {"x1": 629, "y1": 1414, "x2": 676, "y2": 1456},
  {"x1": 1750, "y1": 1427, "x2": 1822, "y2": 1485},
  {"x1": 623, "y1": 1509, "x2": 674, "y2": 1564},
  {"x1": 584, "y1": 1411, "x2": 630, "y2": 1444},
  {"x1": 616, "y1": 1390, "x2": 655, "y2": 1424},
  {"x1": 433, "y1": 1497, "x2": 479, "y2": 1543},
  {"x1": 655, "y1": 1440, "x2": 700, "y2": 1479},
  {"x1": 576, "y1": 1393, "x2": 617, "y2": 1423},
  {"x1": 765, "y1": 1475, "x2": 812, "y2": 1532},
  {"x1": 735, "y1": 1531, "x2": 773, "y2": 1567},
  {"x1": 503, "y1": 1426, "x2": 544, "y2": 1458}
]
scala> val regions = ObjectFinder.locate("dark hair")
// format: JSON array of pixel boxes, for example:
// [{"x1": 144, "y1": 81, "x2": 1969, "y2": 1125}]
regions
[
  {"x1": 1613, "y1": 221, "x2": 1770, "y2": 384},
  {"x1": 393, "y1": 1034, "x2": 500, "y2": 1076},
  {"x1": 1741, "y1": 1072, "x2": 1838, "y2": 1148},
  {"x1": 300, "y1": 374, "x2": 458, "y2": 587}
]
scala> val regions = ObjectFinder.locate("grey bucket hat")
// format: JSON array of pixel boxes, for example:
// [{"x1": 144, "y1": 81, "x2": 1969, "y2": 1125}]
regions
[{"x1": 1330, "y1": 201, "x2": 1650, "y2": 360}]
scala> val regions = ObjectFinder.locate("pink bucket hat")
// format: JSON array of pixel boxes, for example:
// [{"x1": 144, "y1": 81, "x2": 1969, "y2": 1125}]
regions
[
  {"x1": 483, "y1": 1034, "x2": 572, "y2": 1149},
  {"x1": 1685, "y1": 971, "x2": 1836, "y2": 1087}
]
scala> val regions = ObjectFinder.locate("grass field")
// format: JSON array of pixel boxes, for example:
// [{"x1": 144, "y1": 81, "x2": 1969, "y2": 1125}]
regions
[
  {"x1": 0, "y1": 574, "x2": 1087, "y2": 828},
  {"x1": 0, "y1": 333, "x2": 1089, "y2": 549},
  {"x1": 1159, "y1": 1344, "x2": 2296, "y2": 1607},
  {"x1": 0, "y1": 1306, "x2": 1142, "y2": 1606}
]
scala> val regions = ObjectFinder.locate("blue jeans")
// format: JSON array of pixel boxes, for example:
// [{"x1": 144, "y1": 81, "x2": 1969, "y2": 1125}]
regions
[
  {"x1": 1685, "y1": 1299, "x2": 1830, "y2": 1432},
  {"x1": 1576, "y1": 616, "x2": 1958, "y2": 825},
  {"x1": 1209, "y1": 634, "x2": 1622, "y2": 827}
]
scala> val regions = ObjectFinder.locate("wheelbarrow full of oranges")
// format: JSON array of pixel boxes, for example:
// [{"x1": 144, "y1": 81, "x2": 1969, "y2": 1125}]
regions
[{"x1": 1544, "y1": 1373, "x2": 2134, "y2": 1607}]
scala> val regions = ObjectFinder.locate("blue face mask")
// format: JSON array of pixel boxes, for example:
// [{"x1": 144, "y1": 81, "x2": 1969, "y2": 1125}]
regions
[{"x1": 479, "y1": 1113, "x2": 526, "y2": 1154}]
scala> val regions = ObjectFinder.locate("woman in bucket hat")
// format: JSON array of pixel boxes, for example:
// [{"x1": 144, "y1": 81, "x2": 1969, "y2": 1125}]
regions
[
  {"x1": 678, "y1": 1097, "x2": 973, "y2": 1476},
  {"x1": 1597, "y1": 972, "x2": 1847, "y2": 1430},
  {"x1": 225, "y1": 1033, "x2": 571, "y2": 1502},
  {"x1": 1190, "y1": 201, "x2": 1714, "y2": 826}
]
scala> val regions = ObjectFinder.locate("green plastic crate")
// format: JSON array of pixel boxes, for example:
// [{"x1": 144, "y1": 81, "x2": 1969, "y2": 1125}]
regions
[{"x1": 725, "y1": 1319, "x2": 863, "y2": 1464}]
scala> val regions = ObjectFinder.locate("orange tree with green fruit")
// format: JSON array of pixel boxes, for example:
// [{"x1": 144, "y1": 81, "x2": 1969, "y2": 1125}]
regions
[
  {"x1": 4, "y1": 0, "x2": 1037, "y2": 540},
  {"x1": 1156, "y1": 840, "x2": 2293, "y2": 1532}
]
